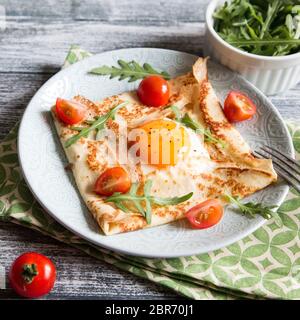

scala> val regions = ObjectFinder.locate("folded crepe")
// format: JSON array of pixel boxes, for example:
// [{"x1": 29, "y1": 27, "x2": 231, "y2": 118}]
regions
[{"x1": 52, "y1": 58, "x2": 277, "y2": 235}]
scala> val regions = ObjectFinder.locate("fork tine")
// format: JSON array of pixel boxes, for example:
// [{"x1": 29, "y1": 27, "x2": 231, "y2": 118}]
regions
[
  {"x1": 259, "y1": 147, "x2": 300, "y2": 180},
  {"x1": 254, "y1": 150, "x2": 300, "y2": 193},
  {"x1": 273, "y1": 164, "x2": 300, "y2": 194},
  {"x1": 261, "y1": 145, "x2": 300, "y2": 175}
]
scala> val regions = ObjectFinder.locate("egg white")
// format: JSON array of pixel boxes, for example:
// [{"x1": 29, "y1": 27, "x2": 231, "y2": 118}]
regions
[{"x1": 139, "y1": 120, "x2": 216, "y2": 200}]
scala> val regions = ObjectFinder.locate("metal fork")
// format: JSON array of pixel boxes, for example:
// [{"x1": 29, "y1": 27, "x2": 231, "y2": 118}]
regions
[{"x1": 254, "y1": 145, "x2": 300, "y2": 193}]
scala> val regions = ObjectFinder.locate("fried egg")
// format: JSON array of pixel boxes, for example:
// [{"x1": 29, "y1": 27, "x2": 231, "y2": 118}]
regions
[{"x1": 129, "y1": 118, "x2": 216, "y2": 199}]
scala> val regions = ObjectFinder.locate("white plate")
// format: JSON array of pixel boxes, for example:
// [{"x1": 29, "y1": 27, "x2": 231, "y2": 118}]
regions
[{"x1": 18, "y1": 48, "x2": 293, "y2": 258}]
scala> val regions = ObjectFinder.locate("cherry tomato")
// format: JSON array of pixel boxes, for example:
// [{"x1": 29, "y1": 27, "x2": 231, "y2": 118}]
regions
[
  {"x1": 137, "y1": 75, "x2": 170, "y2": 107},
  {"x1": 223, "y1": 91, "x2": 257, "y2": 123},
  {"x1": 185, "y1": 199, "x2": 224, "y2": 229},
  {"x1": 55, "y1": 98, "x2": 86, "y2": 125},
  {"x1": 9, "y1": 252, "x2": 56, "y2": 298},
  {"x1": 94, "y1": 167, "x2": 131, "y2": 196}
]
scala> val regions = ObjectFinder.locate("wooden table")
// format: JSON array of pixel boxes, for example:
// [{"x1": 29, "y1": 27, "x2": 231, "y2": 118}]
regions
[{"x1": 0, "y1": 0, "x2": 299, "y2": 300}]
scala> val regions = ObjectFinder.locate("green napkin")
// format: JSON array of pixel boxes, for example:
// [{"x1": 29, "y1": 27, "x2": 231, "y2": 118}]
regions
[{"x1": 1, "y1": 45, "x2": 300, "y2": 300}]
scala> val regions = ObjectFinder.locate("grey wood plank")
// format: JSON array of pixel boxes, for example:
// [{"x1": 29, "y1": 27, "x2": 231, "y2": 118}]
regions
[
  {"x1": 0, "y1": 73, "x2": 54, "y2": 140},
  {"x1": 0, "y1": 221, "x2": 179, "y2": 299},
  {"x1": 0, "y1": 21, "x2": 205, "y2": 73},
  {"x1": 1, "y1": 0, "x2": 210, "y2": 24}
]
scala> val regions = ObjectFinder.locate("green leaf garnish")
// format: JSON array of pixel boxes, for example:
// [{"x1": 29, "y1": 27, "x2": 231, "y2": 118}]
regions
[
  {"x1": 170, "y1": 105, "x2": 226, "y2": 148},
  {"x1": 65, "y1": 101, "x2": 128, "y2": 148},
  {"x1": 227, "y1": 39, "x2": 300, "y2": 46},
  {"x1": 89, "y1": 60, "x2": 170, "y2": 82},
  {"x1": 224, "y1": 193, "x2": 282, "y2": 227},
  {"x1": 170, "y1": 105, "x2": 181, "y2": 121},
  {"x1": 213, "y1": 0, "x2": 300, "y2": 56},
  {"x1": 105, "y1": 180, "x2": 193, "y2": 224},
  {"x1": 70, "y1": 126, "x2": 86, "y2": 131}
]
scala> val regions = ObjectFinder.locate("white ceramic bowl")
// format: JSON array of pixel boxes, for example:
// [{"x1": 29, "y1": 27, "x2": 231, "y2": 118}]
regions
[{"x1": 204, "y1": 0, "x2": 300, "y2": 95}]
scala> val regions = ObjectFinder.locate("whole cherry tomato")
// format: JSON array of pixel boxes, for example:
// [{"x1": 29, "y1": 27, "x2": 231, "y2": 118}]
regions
[
  {"x1": 9, "y1": 252, "x2": 56, "y2": 298},
  {"x1": 55, "y1": 98, "x2": 86, "y2": 125},
  {"x1": 94, "y1": 167, "x2": 131, "y2": 196},
  {"x1": 223, "y1": 91, "x2": 257, "y2": 123},
  {"x1": 186, "y1": 199, "x2": 224, "y2": 229},
  {"x1": 137, "y1": 75, "x2": 170, "y2": 107}
]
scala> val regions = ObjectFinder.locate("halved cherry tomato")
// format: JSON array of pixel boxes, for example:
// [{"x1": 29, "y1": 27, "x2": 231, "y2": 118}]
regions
[
  {"x1": 9, "y1": 252, "x2": 56, "y2": 298},
  {"x1": 55, "y1": 98, "x2": 86, "y2": 125},
  {"x1": 223, "y1": 91, "x2": 257, "y2": 123},
  {"x1": 94, "y1": 167, "x2": 131, "y2": 196},
  {"x1": 137, "y1": 75, "x2": 170, "y2": 107},
  {"x1": 185, "y1": 199, "x2": 223, "y2": 229}
]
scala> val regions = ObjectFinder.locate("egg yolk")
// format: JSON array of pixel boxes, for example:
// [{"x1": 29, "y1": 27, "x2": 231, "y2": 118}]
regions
[{"x1": 137, "y1": 119, "x2": 190, "y2": 168}]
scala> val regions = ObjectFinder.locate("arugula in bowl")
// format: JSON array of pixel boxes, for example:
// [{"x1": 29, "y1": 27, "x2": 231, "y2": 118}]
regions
[{"x1": 213, "y1": 0, "x2": 300, "y2": 56}]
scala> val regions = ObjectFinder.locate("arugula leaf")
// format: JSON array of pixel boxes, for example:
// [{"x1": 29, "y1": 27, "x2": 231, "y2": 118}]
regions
[
  {"x1": 153, "y1": 193, "x2": 193, "y2": 206},
  {"x1": 105, "y1": 180, "x2": 193, "y2": 224},
  {"x1": 214, "y1": 0, "x2": 300, "y2": 56},
  {"x1": 170, "y1": 105, "x2": 226, "y2": 148},
  {"x1": 227, "y1": 39, "x2": 300, "y2": 46},
  {"x1": 170, "y1": 105, "x2": 181, "y2": 121},
  {"x1": 89, "y1": 60, "x2": 170, "y2": 82},
  {"x1": 224, "y1": 193, "x2": 282, "y2": 227},
  {"x1": 259, "y1": 0, "x2": 281, "y2": 39},
  {"x1": 65, "y1": 101, "x2": 128, "y2": 148}
]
